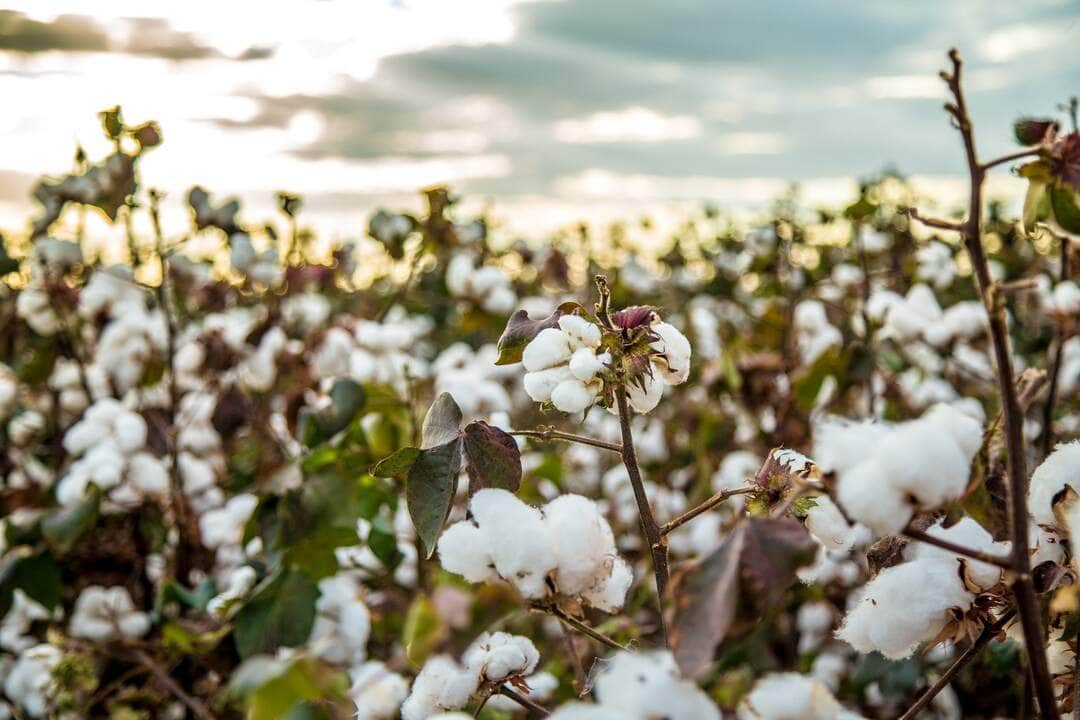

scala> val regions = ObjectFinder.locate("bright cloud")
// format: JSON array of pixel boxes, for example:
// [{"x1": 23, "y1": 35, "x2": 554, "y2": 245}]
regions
[{"x1": 554, "y1": 107, "x2": 702, "y2": 144}]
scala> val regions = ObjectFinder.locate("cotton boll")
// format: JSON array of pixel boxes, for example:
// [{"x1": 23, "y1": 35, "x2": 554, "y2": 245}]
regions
[
  {"x1": 310, "y1": 573, "x2": 371, "y2": 666},
  {"x1": 569, "y1": 348, "x2": 608, "y2": 381},
  {"x1": 737, "y1": 672, "x2": 863, "y2": 720},
  {"x1": 401, "y1": 656, "x2": 480, "y2": 720},
  {"x1": 4, "y1": 644, "x2": 61, "y2": 719},
  {"x1": 485, "y1": 671, "x2": 558, "y2": 713},
  {"x1": 1028, "y1": 441, "x2": 1080, "y2": 527},
  {"x1": 625, "y1": 373, "x2": 664, "y2": 414},
  {"x1": 351, "y1": 662, "x2": 409, "y2": 720},
  {"x1": 199, "y1": 493, "x2": 258, "y2": 549},
  {"x1": 523, "y1": 365, "x2": 576, "y2": 403},
  {"x1": 113, "y1": 410, "x2": 148, "y2": 453},
  {"x1": 903, "y1": 518, "x2": 1007, "y2": 590},
  {"x1": 805, "y1": 496, "x2": 862, "y2": 553},
  {"x1": 438, "y1": 522, "x2": 497, "y2": 583},
  {"x1": 0, "y1": 591, "x2": 51, "y2": 653},
  {"x1": 69, "y1": 586, "x2": 150, "y2": 641},
  {"x1": 834, "y1": 461, "x2": 911, "y2": 536},
  {"x1": 651, "y1": 321, "x2": 692, "y2": 384},
  {"x1": 558, "y1": 315, "x2": 602, "y2": 350},
  {"x1": 581, "y1": 556, "x2": 633, "y2": 613},
  {"x1": 551, "y1": 379, "x2": 595, "y2": 413},
  {"x1": 544, "y1": 495, "x2": 617, "y2": 596},
  {"x1": 923, "y1": 403, "x2": 984, "y2": 460},
  {"x1": 813, "y1": 418, "x2": 889, "y2": 476},
  {"x1": 523, "y1": 328, "x2": 572, "y2": 372},
  {"x1": 837, "y1": 559, "x2": 973, "y2": 659},
  {"x1": 469, "y1": 489, "x2": 554, "y2": 598},
  {"x1": 127, "y1": 453, "x2": 170, "y2": 497},
  {"x1": 593, "y1": 651, "x2": 720, "y2": 720},
  {"x1": 463, "y1": 632, "x2": 539, "y2": 681}
]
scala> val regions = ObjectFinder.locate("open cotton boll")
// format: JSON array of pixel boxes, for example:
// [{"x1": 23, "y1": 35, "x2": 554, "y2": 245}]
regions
[
  {"x1": 550, "y1": 378, "x2": 595, "y2": 413},
  {"x1": 558, "y1": 315, "x2": 602, "y2": 350},
  {"x1": 463, "y1": 632, "x2": 539, "y2": 681},
  {"x1": 438, "y1": 522, "x2": 497, "y2": 583},
  {"x1": 548, "y1": 704, "x2": 628, "y2": 720},
  {"x1": 4, "y1": 644, "x2": 61, "y2": 719},
  {"x1": 69, "y1": 586, "x2": 150, "y2": 641},
  {"x1": 1028, "y1": 441, "x2": 1080, "y2": 527},
  {"x1": 523, "y1": 328, "x2": 573, "y2": 372},
  {"x1": 805, "y1": 496, "x2": 864, "y2": 553},
  {"x1": 351, "y1": 662, "x2": 409, "y2": 720},
  {"x1": 650, "y1": 321, "x2": 692, "y2": 384},
  {"x1": 199, "y1": 493, "x2": 258, "y2": 549},
  {"x1": 812, "y1": 418, "x2": 890, "y2": 476},
  {"x1": 485, "y1": 671, "x2": 558, "y2": 713},
  {"x1": 469, "y1": 489, "x2": 555, "y2": 598},
  {"x1": 837, "y1": 559, "x2": 973, "y2": 659},
  {"x1": 581, "y1": 557, "x2": 633, "y2": 613},
  {"x1": 833, "y1": 461, "x2": 910, "y2": 536},
  {"x1": 569, "y1": 348, "x2": 608, "y2": 381},
  {"x1": 625, "y1": 372, "x2": 664, "y2": 414},
  {"x1": 523, "y1": 365, "x2": 575, "y2": 404},
  {"x1": 310, "y1": 573, "x2": 371, "y2": 666},
  {"x1": 903, "y1": 517, "x2": 1008, "y2": 590},
  {"x1": 401, "y1": 656, "x2": 480, "y2": 720},
  {"x1": 593, "y1": 651, "x2": 720, "y2": 720},
  {"x1": 544, "y1": 494, "x2": 617, "y2": 595},
  {"x1": 737, "y1": 672, "x2": 865, "y2": 720}
]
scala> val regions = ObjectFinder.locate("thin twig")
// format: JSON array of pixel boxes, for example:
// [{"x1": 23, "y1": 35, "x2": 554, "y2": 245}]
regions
[
  {"x1": 543, "y1": 605, "x2": 627, "y2": 652},
  {"x1": 911, "y1": 47, "x2": 1058, "y2": 720},
  {"x1": 130, "y1": 648, "x2": 215, "y2": 720},
  {"x1": 660, "y1": 486, "x2": 756, "y2": 536},
  {"x1": 905, "y1": 207, "x2": 963, "y2": 232},
  {"x1": 510, "y1": 429, "x2": 622, "y2": 453},
  {"x1": 902, "y1": 527, "x2": 1013, "y2": 570},
  {"x1": 897, "y1": 609, "x2": 1015, "y2": 720},
  {"x1": 980, "y1": 147, "x2": 1042, "y2": 172},
  {"x1": 497, "y1": 685, "x2": 550, "y2": 717}
]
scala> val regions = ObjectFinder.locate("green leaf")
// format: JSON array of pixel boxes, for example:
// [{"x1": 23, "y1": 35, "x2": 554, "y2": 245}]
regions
[
  {"x1": 402, "y1": 595, "x2": 445, "y2": 668},
  {"x1": 234, "y1": 569, "x2": 319, "y2": 659},
  {"x1": 161, "y1": 621, "x2": 231, "y2": 656},
  {"x1": 494, "y1": 302, "x2": 581, "y2": 365},
  {"x1": 1022, "y1": 180, "x2": 1049, "y2": 232},
  {"x1": 371, "y1": 447, "x2": 421, "y2": 478},
  {"x1": 41, "y1": 487, "x2": 101, "y2": 554},
  {"x1": 421, "y1": 393, "x2": 463, "y2": 449},
  {"x1": 1050, "y1": 184, "x2": 1080, "y2": 234},
  {"x1": 231, "y1": 656, "x2": 348, "y2": 720},
  {"x1": 406, "y1": 439, "x2": 462, "y2": 558},
  {"x1": 0, "y1": 548, "x2": 63, "y2": 615},
  {"x1": 461, "y1": 421, "x2": 521, "y2": 495},
  {"x1": 299, "y1": 379, "x2": 367, "y2": 446},
  {"x1": 668, "y1": 518, "x2": 817, "y2": 678},
  {"x1": 277, "y1": 472, "x2": 367, "y2": 580},
  {"x1": 157, "y1": 577, "x2": 217, "y2": 613}
]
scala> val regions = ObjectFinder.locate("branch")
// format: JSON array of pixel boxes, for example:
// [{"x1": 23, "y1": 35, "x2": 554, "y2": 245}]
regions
[
  {"x1": 541, "y1": 605, "x2": 627, "y2": 652},
  {"x1": 905, "y1": 207, "x2": 963, "y2": 232},
  {"x1": 660, "y1": 486, "x2": 756, "y2": 536},
  {"x1": 980, "y1": 147, "x2": 1042, "y2": 172},
  {"x1": 509, "y1": 429, "x2": 621, "y2": 453},
  {"x1": 902, "y1": 526, "x2": 1013, "y2": 570},
  {"x1": 130, "y1": 648, "x2": 215, "y2": 720},
  {"x1": 497, "y1": 685, "x2": 550, "y2": 718},
  {"x1": 924, "y1": 46, "x2": 1059, "y2": 720},
  {"x1": 614, "y1": 384, "x2": 669, "y2": 644},
  {"x1": 897, "y1": 609, "x2": 1015, "y2": 720}
]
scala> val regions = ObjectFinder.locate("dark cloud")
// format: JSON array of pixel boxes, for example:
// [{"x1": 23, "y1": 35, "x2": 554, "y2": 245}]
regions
[{"x1": 0, "y1": 11, "x2": 274, "y2": 62}]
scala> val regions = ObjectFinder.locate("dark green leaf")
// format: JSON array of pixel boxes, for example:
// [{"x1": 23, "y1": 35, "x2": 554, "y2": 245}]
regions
[
  {"x1": 461, "y1": 421, "x2": 521, "y2": 495},
  {"x1": 0, "y1": 548, "x2": 63, "y2": 615},
  {"x1": 234, "y1": 569, "x2": 319, "y2": 659},
  {"x1": 1050, "y1": 184, "x2": 1080, "y2": 234},
  {"x1": 41, "y1": 487, "x2": 101, "y2": 554},
  {"x1": 406, "y1": 439, "x2": 462, "y2": 558},
  {"x1": 371, "y1": 447, "x2": 421, "y2": 478}
]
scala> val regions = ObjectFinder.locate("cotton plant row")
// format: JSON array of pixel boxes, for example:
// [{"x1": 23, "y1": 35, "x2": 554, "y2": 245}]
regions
[{"x1": 0, "y1": 53, "x2": 1079, "y2": 719}]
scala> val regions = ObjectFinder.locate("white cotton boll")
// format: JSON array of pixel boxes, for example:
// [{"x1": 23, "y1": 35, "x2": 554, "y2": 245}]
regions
[
  {"x1": 813, "y1": 418, "x2": 889, "y2": 475},
  {"x1": 470, "y1": 489, "x2": 555, "y2": 598},
  {"x1": 463, "y1": 632, "x2": 540, "y2": 681},
  {"x1": 1030, "y1": 524, "x2": 1065, "y2": 566},
  {"x1": 651, "y1": 321, "x2": 692, "y2": 384},
  {"x1": 62, "y1": 415, "x2": 111, "y2": 456},
  {"x1": 310, "y1": 574, "x2": 371, "y2": 666},
  {"x1": 485, "y1": 671, "x2": 558, "y2": 713},
  {"x1": 199, "y1": 493, "x2": 258, "y2": 548},
  {"x1": 569, "y1": 348, "x2": 607, "y2": 381},
  {"x1": 311, "y1": 327, "x2": 355, "y2": 379},
  {"x1": 544, "y1": 494, "x2": 616, "y2": 596},
  {"x1": 522, "y1": 328, "x2": 572, "y2": 372},
  {"x1": 523, "y1": 365, "x2": 575, "y2": 403},
  {"x1": 916, "y1": 242, "x2": 955, "y2": 290},
  {"x1": 281, "y1": 292, "x2": 331, "y2": 334},
  {"x1": 805, "y1": 496, "x2": 860, "y2": 552},
  {"x1": 737, "y1": 672, "x2": 862, "y2": 720},
  {"x1": 445, "y1": 253, "x2": 475, "y2": 297},
  {"x1": 1052, "y1": 281, "x2": 1080, "y2": 314},
  {"x1": 16, "y1": 288, "x2": 62, "y2": 336},
  {"x1": 69, "y1": 586, "x2": 150, "y2": 641},
  {"x1": 351, "y1": 662, "x2": 409, "y2": 720},
  {"x1": 401, "y1": 656, "x2": 479, "y2": 720},
  {"x1": 206, "y1": 566, "x2": 258, "y2": 618},
  {"x1": 810, "y1": 653, "x2": 848, "y2": 692},
  {"x1": 593, "y1": 651, "x2": 720, "y2": 720},
  {"x1": 558, "y1": 315, "x2": 602, "y2": 350},
  {"x1": 625, "y1": 373, "x2": 664, "y2": 414},
  {"x1": 484, "y1": 284, "x2": 517, "y2": 315},
  {"x1": 0, "y1": 591, "x2": 51, "y2": 653},
  {"x1": 179, "y1": 452, "x2": 217, "y2": 495},
  {"x1": 903, "y1": 517, "x2": 1007, "y2": 590},
  {"x1": 1028, "y1": 441, "x2": 1080, "y2": 527},
  {"x1": 438, "y1": 522, "x2": 497, "y2": 583},
  {"x1": 834, "y1": 461, "x2": 911, "y2": 536},
  {"x1": 0, "y1": 365, "x2": 18, "y2": 421},
  {"x1": 923, "y1": 403, "x2": 984, "y2": 460},
  {"x1": 551, "y1": 379, "x2": 594, "y2": 413},
  {"x1": 837, "y1": 559, "x2": 973, "y2": 659},
  {"x1": 581, "y1": 556, "x2": 633, "y2": 613},
  {"x1": 127, "y1": 453, "x2": 169, "y2": 497},
  {"x1": 113, "y1": 410, "x2": 148, "y2": 453},
  {"x1": 4, "y1": 644, "x2": 61, "y2": 719}
]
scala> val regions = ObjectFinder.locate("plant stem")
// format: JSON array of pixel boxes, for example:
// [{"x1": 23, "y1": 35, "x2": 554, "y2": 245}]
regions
[
  {"x1": 614, "y1": 385, "x2": 669, "y2": 644},
  {"x1": 980, "y1": 147, "x2": 1042, "y2": 172},
  {"x1": 897, "y1": 609, "x2": 1015, "y2": 720},
  {"x1": 1042, "y1": 235, "x2": 1072, "y2": 457},
  {"x1": 544, "y1": 605, "x2": 627, "y2": 652},
  {"x1": 498, "y1": 685, "x2": 550, "y2": 717},
  {"x1": 910, "y1": 48, "x2": 1058, "y2": 720},
  {"x1": 660, "y1": 486, "x2": 756, "y2": 536},
  {"x1": 509, "y1": 429, "x2": 622, "y2": 453},
  {"x1": 902, "y1": 527, "x2": 1013, "y2": 570},
  {"x1": 130, "y1": 648, "x2": 214, "y2": 720}
]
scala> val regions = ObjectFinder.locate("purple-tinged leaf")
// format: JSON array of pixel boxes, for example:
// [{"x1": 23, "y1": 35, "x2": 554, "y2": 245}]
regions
[
  {"x1": 462, "y1": 421, "x2": 522, "y2": 495},
  {"x1": 611, "y1": 305, "x2": 655, "y2": 331},
  {"x1": 495, "y1": 301, "x2": 584, "y2": 365}
]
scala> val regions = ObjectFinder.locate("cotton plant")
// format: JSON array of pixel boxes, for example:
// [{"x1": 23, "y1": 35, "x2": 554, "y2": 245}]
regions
[
  {"x1": 737, "y1": 672, "x2": 866, "y2": 719},
  {"x1": 445, "y1": 252, "x2": 518, "y2": 315}
]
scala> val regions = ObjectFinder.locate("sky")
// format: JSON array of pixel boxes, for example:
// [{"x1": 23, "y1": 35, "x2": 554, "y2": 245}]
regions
[{"x1": 0, "y1": 0, "x2": 1078, "y2": 240}]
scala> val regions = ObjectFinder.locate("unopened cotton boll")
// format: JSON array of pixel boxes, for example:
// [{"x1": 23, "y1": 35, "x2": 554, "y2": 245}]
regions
[
  {"x1": 737, "y1": 672, "x2": 865, "y2": 719},
  {"x1": 837, "y1": 559, "x2": 973, "y2": 659}
]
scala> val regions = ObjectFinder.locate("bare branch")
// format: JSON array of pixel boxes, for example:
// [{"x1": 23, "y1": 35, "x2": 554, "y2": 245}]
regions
[
  {"x1": 905, "y1": 207, "x2": 963, "y2": 232},
  {"x1": 660, "y1": 486, "x2": 756, "y2": 536},
  {"x1": 902, "y1": 526, "x2": 1013, "y2": 570},
  {"x1": 510, "y1": 428, "x2": 622, "y2": 453}
]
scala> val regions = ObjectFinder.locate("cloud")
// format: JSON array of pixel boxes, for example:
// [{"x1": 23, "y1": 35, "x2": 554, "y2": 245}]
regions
[
  {"x1": 715, "y1": 132, "x2": 786, "y2": 155},
  {"x1": 0, "y1": 11, "x2": 108, "y2": 53},
  {"x1": 553, "y1": 107, "x2": 701, "y2": 144}
]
